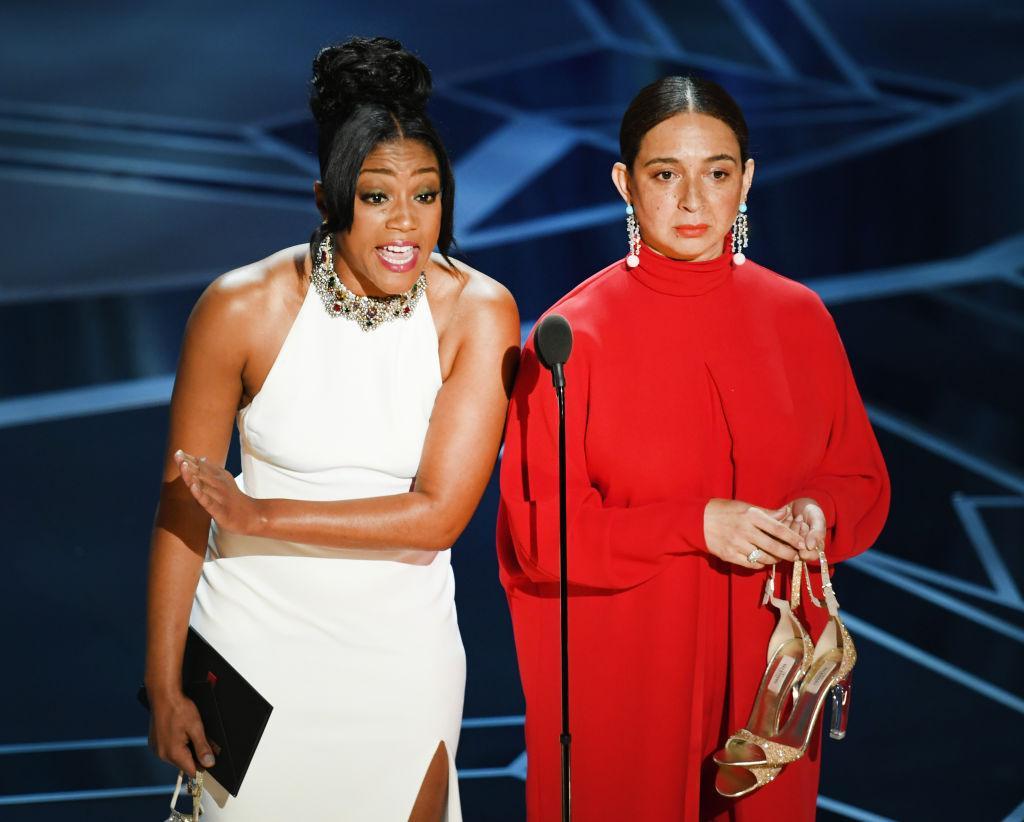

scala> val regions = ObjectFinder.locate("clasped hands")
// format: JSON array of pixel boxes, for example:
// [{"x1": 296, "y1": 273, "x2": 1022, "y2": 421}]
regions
[
  {"x1": 175, "y1": 450, "x2": 262, "y2": 535},
  {"x1": 703, "y1": 497, "x2": 825, "y2": 568}
]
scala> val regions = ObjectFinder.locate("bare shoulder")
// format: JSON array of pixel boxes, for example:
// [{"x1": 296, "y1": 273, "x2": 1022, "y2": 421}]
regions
[
  {"x1": 429, "y1": 255, "x2": 519, "y2": 391},
  {"x1": 189, "y1": 245, "x2": 306, "y2": 335},
  {"x1": 198, "y1": 245, "x2": 305, "y2": 318},
  {"x1": 430, "y1": 253, "x2": 518, "y2": 332}
]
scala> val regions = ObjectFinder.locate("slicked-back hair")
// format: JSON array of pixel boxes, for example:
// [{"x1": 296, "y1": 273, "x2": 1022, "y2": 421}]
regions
[{"x1": 619, "y1": 75, "x2": 750, "y2": 170}]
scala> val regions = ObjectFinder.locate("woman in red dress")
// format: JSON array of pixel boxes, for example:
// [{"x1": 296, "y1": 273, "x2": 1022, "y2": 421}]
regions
[{"x1": 497, "y1": 76, "x2": 890, "y2": 820}]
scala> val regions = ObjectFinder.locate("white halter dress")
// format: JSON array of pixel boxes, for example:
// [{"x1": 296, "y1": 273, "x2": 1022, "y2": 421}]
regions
[{"x1": 189, "y1": 280, "x2": 464, "y2": 820}]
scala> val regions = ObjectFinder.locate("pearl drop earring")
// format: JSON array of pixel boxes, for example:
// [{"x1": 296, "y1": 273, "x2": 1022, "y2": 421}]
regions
[
  {"x1": 625, "y1": 204, "x2": 641, "y2": 268},
  {"x1": 732, "y1": 202, "x2": 749, "y2": 265}
]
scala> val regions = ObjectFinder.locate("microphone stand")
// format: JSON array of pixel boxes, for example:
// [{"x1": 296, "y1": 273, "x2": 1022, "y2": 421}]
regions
[
  {"x1": 536, "y1": 314, "x2": 574, "y2": 822},
  {"x1": 554, "y1": 364, "x2": 571, "y2": 822}
]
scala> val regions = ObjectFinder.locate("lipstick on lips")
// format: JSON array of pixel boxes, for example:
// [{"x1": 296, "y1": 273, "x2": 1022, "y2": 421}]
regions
[
  {"x1": 674, "y1": 224, "x2": 709, "y2": 238},
  {"x1": 376, "y1": 241, "x2": 420, "y2": 273}
]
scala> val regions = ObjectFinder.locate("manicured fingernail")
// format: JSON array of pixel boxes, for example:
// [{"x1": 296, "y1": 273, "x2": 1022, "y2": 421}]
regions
[
  {"x1": 174, "y1": 449, "x2": 183, "y2": 458},
  {"x1": 202, "y1": 754, "x2": 215, "y2": 767}
]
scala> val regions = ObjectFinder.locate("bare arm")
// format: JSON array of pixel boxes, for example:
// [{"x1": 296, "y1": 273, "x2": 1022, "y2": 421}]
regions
[
  {"x1": 179, "y1": 279, "x2": 520, "y2": 551},
  {"x1": 145, "y1": 276, "x2": 250, "y2": 775}
]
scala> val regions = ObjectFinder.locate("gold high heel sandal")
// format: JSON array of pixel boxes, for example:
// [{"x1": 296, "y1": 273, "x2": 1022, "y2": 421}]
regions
[
  {"x1": 717, "y1": 550, "x2": 856, "y2": 774},
  {"x1": 713, "y1": 561, "x2": 814, "y2": 798}
]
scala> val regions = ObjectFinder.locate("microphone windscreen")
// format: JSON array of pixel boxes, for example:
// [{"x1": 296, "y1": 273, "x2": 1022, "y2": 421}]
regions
[{"x1": 535, "y1": 314, "x2": 573, "y2": 370}]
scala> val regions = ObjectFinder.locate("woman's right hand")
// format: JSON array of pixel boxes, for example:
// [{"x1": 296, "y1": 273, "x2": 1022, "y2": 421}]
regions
[
  {"x1": 148, "y1": 689, "x2": 216, "y2": 777},
  {"x1": 703, "y1": 498, "x2": 804, "y2": 569}
]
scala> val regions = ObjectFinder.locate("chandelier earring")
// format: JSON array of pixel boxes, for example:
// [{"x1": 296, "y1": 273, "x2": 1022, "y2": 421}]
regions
[
  {"x1": 732, "y1": 202, "x2": 749, "y2": 265},
  {"x1": 625, "y1": 204, "x2": 641, "y2": 268}
]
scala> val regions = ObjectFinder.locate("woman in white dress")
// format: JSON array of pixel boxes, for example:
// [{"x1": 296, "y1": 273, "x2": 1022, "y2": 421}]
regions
[{"x1": 144, "y1": 37, "x2": 519, "y2": 820}]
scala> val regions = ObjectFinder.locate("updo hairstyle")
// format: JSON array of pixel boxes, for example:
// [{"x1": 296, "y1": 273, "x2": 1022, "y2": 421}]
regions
[
  {"x1": 309, "y1": 37, "x2": 455, "y2": 262},
  {"x1": 619, "y1": 76, "x2": 749, "y2": 170}
]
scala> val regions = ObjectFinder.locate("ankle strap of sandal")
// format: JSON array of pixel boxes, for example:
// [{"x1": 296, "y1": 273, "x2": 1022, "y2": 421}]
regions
[
  {"x1": 763, "y1": 559, "x2": 822, "y2": 613},
  {"x1": 790, "y1": 559, "x2": 804, "y2": 609},
  {"x1": 818, "y1": 550, "x2": 840, "y2": 616},
  {"x1": 802, "y1": 550, "x2": 841, "y2": 617},
  {"x1": 762, "y1": 563, "x2": 796, "y2": 610}
]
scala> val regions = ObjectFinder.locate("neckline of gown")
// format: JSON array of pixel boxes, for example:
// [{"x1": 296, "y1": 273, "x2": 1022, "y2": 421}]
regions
[{"x1": 628, "y1": 237, "x2": 735, "y2": 297}]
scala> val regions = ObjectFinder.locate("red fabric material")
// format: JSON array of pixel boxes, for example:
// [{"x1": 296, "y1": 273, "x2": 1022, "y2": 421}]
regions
[{"x1": 497, "y1": 244, "x2": 890, "y2": 820}]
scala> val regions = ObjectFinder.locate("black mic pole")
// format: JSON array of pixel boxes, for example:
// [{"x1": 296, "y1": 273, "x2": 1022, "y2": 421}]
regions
[
  {"x1": 555, "y1": 362, "x2": 570, "y2": 822},
  {"x1": 534, "y1": 314, "x2": 573, "y2": 822}
]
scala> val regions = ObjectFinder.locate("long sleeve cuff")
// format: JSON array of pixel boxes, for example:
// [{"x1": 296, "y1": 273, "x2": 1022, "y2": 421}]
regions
[{"x1": 681, "y1": 497, "x2": 711, "y2": 553}]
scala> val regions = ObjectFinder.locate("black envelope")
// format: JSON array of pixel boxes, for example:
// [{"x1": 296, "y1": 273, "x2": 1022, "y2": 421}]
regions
[{"x1": 138, "y1": 627, "x2": 273, "y2": 796}]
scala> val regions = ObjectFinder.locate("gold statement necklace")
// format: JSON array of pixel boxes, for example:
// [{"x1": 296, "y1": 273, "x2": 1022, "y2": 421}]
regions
[{"x1": 311, "y1": 235, "x2": 426, "y2": 331}]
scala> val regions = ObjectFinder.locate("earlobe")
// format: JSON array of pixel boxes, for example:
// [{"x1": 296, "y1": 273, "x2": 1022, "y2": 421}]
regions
[
  {"x1": 313, "y1": 181, "x2": 328, "y2": 221},
  {"x1": 611, "y1": 162, "x2": 632, "y2": 205}
]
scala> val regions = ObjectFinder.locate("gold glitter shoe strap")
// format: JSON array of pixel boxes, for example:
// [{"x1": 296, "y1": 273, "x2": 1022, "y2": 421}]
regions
[{"x1": 818, "y1": 550, "x2": 840, "y2": 616}]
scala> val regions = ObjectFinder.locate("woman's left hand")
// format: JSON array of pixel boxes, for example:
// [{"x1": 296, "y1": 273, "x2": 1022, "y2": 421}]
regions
[
  {"x1": 175, "y1": 450, "x2": 261, "y2": 535},
  {"x1": 789, "y1": 497, "x2": 826, "y2": 561}
]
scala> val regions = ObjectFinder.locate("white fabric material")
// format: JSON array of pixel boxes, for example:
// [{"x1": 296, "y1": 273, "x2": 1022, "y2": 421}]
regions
[{"x1": 190, "y1": 283, "x2": 464, "y2": 820}]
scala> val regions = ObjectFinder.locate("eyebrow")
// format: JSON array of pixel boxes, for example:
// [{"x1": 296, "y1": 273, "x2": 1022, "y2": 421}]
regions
[
  {"x1": 359, "y1": 166, "x2": 439, "y2": 176},
  {"x1": 642, "y1": 154, "x2": 737, "y2": 166}
]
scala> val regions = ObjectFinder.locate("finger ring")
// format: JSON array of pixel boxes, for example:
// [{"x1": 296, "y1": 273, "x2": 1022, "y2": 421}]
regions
[{"x1": 746, "y1": 548, "x2": 763, "y2": 564}]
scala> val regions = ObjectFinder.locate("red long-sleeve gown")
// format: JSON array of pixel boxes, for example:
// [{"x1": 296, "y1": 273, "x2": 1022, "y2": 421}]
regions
[{"x1": 497, "y1": 242, "x2": 890, "y2": 821}]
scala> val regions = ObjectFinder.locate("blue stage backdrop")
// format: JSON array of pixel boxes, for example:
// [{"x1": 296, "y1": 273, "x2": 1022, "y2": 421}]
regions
[{"x1": 1, "y1": 2, "x2": 1022, "y2": 819}]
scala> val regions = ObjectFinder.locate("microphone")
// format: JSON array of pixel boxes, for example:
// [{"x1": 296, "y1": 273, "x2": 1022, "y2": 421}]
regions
[
  {"x1": 533, "y1": 312, "x2": 574, "y2": 822},
  {"x1": 535, "y1": 314, "x2": 573, "y2": 389}
]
